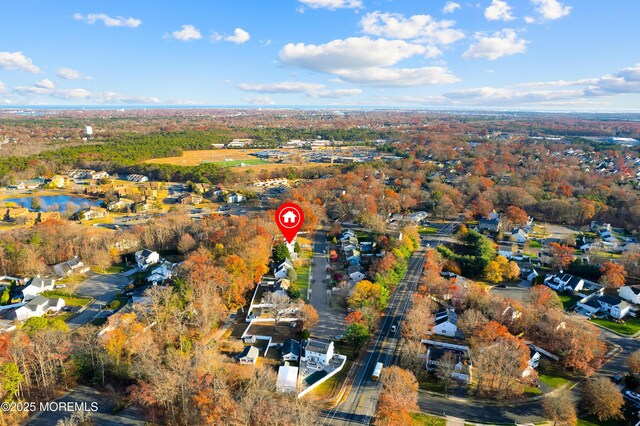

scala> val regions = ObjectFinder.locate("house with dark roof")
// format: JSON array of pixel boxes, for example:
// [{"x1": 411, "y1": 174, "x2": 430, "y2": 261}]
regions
[
  {"x1": 618, "y1": 285, "x2": 640, "y2": 305},
  {"x1": 302, "y1": 338, "x2": 334, "y2": 366},
  {"x1": 433, "y1": 308, "x2": 459, "y2": 337},
  {"x1": 478, "y1": 216, "x2": 501, "y2": 232},
  {"x1": 544, "y1": 273, "x2": 584, "y2": 292},
  {"x1": 21, "y1": 276, "x2": 55, "y2": 301},
  {"x1": 597, "y1": 295, "x2": 630, "y2": 319},
  {"x1": 134, "y1": 249, "x2": 160, "y2": 270},
  {"x1": 282, "y1": 339, "x2": 301, "y2": 362},
  {"x1": 6, "y1": 295, "x2": 65, "y2": 322},
  {"x1": 53, "y1": 256, "x2": 87, "y2": 278}
]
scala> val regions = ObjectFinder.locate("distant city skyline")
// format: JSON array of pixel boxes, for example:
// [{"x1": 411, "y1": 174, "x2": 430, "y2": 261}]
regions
[{"x1": 1, "y1": 0, "x2": 639, "y2": 110}]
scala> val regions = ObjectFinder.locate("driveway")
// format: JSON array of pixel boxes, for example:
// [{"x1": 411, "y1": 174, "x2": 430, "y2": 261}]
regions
[
  {"x1": 66, "y1": 272, "x2": 130, "y2": 330},
  {"x1": 309, "y1": 230, "x2": 346, "y2": 340}
]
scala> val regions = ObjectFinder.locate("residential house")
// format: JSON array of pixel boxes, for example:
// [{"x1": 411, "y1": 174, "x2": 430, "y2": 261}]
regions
[
  {"x1": 238, "y1": 346, "x2": 259, "y2": 365},
  {"x1": 212, "y1": 186, "x2": 225, "y2": 197},
  {"x1": 276, "y1": 365, "x2": 299, "y2": 393},
  {"x1": 134, "y1": 249, "x2": 160, "y2": 270},
  {"x1": 21, "y1": 276, "x2": 55, "y2": 301},
  {"x1": 74, "y1": 206, "x2": 108, "y2": 221},
  {"x1": 107, "y1": 199, "x2": 132, "y2": 212},
  {"x1": 523, "y1": 347, "x2": 541, "y2": 378},
  {"x1": 6, "y1": 295, "x2": 65, "y2": 322},
  {"x1": 282, "y1": 339, "x2": 301, "y2": 362},
  {"x1": 275, "y1": 259, "x2": 294, "y2": 280},
  {"x1": 345, "y1": 248, "x2": 361, "y2": 266},
  {"x1": 348, "y1": 265, "x2": 366, "y2": 283},
  {"x1": 618, "y1": 285, "x2": 640, "y2": 305},
  {"x1": 544, "y1": 273, "x2": 584, "y2": 292},
  {"x1": 511, "y1": 228, "x2": 529, "y2": 243},
  {"x1": 226, "y1": 192, "x2": 244, "y2": 204},
  {"x1": 147, "y1": 261, "x2": 176, "y2": 285},
  {"x1": 227, "y1": 138, "x2": 253, "y2": 148},
  {"x1": 590, "y1": 221, "x2": 612, "y2": 232},
  {"x1": 479, "y1": 212, "x2": 501, "y2": 232},
  {"x1": 302, "y1": 338, "x2": 334, "y2": 366},
  {"x1": 423, "y1": 341, "x2": 472, "y2": 382},
  {"x1": 433, "y1": 309, "x2": 459, "y2": 338},
  {"x1": 178, "y1": 193, "x2": 203, "y2": 205},
  {"x1": 53, "y1": 256, "x2": 87, "y2": 277},
  {"x1": 338, "y1": 230, "x2": 357, "y2": 242},
  {"x1": 597, "y1": 295, "x2": 630, "y2": 319},
  {"x1": 126, "y1": 174, "x2": 149, "y2": 183}
]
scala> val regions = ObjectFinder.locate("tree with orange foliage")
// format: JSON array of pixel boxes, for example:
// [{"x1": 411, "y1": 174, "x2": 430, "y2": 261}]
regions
[
  {"x1": 505, "y1": 205, "x2": 528, "y2": 227},
  {"x1": 376, "y1": 366, "x2": 418, "y2": 426},
  {"x1": 599, "y1": 261, "x2": 626, "y2": 289},
  {"x1": 548, "y1": 242, "x2": 575, "y2": 272}
]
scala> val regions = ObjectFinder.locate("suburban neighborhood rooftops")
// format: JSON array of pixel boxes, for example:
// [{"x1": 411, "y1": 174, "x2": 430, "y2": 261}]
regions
[
  {"x1": 435, "y1": 309, "x2": 458, "y2": 326},
  {"x1": 598, "y1": 294, "x2": 629, "y2": 308},
  {"x1": 305, "y1": 338, "x2": 332, "y2": 355}
]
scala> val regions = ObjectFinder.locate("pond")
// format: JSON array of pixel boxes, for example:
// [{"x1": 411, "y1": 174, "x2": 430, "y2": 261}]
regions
[{"x1": 2, "y1": 195, "x2": 102, "y2": 212}]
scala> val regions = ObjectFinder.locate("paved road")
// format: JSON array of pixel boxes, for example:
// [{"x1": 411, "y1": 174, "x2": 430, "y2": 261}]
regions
[
  {"x1": 66, "y1": 273, "x2": 130, "y2": 330},
  {"x1": 29, "y1": 385, "x2": 145, "y2": 426},
  {"x1": 322, "y1": 246, "x2": 427, "y2": 426},
  {"x1": 309, "y1": 230, "x2": 346, "y2": 340}
]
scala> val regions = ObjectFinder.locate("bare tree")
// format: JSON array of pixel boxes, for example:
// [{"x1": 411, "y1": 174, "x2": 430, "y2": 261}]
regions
[
  {"x1": 543, "y1": 390, "x2": 577, "y2": 426},
  {"x1": 435, "y1": 351, "x2": 457, "y2": 394},
  {"x1": 581, "y1": 376, "x2": 624, "y2": 422}
]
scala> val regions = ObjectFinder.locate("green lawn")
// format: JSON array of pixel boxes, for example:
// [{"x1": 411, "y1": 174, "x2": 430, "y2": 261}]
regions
[
  {"x1": 41, "y1": 290, "x2": 91, "y2": 307},
  {"x1": 209, "y1": 159, "x2": 267, "y2": 167},
  {"x1": 92, "y1": 264, "x2": 129, "y2": 274},
  {"x1": 591, "y1": 317, "x2": 640, "y2": 336},
  {"x1": 578, "y1": 416, "x2": 624, "y2": 426},
  {"x1": 310, "y1": 360, "x2": 352, "y2": 398},
  {"x1": 537, "y1": 360, "x2": 572, "y2": 389},
  {"x1": 411, "y1": 413, "x2": 446, "y2": 426},
  {"x1": 524, "y1": 386, "x2": 542, "y2": 396},
  {"x1": 418, "y1": 226, "x2": 439, "y2": 235},
  {"x1": 529, "y1": 240, "x2": 542, "y2": 248},
  {"x1": 418, "y1": 377, "x2": 445, "y2": 393},
  {"x1": 293, "y1": 260, "x2": 310, "y2": 299},
  {"x1": 558, "y1": 293, "x2": 580, "y2": 310}
]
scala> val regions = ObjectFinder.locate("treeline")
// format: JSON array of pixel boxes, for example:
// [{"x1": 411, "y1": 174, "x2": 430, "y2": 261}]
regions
[
  {"x1": 245, "y1": 127, "x2": 393, "y2": 143},
  {"x1": 0, "y1": 130, "x2": 232, "y2": 183}
]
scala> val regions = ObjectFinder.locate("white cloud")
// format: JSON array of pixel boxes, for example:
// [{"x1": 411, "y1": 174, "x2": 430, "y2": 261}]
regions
[
  {"x1": 485, "y1": 0, "x2": 515, "y2": 21},
  {"x1": 360, "y1": 12, "x2": 464, "y2": 45},
  {"x1": 237, "y1": 81, "x2": 362, "y2": 98},
  {"x1": 524, "y1": 16, "x2": 536, "y2": 24},
  {"x1": 35, "y1": 79, "x2": 55, "y2": 89},
  {"x1": 212, "y1": 27, "x2": 251, "y2": 44},
  {"x1": 14, "y1": 82, "x2": 159, "y2": 104},
  {"x1": 335, "y1": 66, "x2": 459, "y2": 87},
  {"x1": 73, "y1": 13, "x2": 141, "y2": 28},
  {"x1": 243, "y1": 96, "x2": 276, "y2": 105},
  {"x1": 531, "y1": 0, "x2": 571, "y2": 20},
  {"x1": 0, "y1": 82, "x2": 6, "y2": 93},
  {"x1": 298, "y1": 0, "x2": 362, "y2": 10},
  {"x1": 168, "y1": 25, "x2": 202, "y2": 41},
  {"x1": 443, "y1": 2, "x2": 461, "y2": 14},
  {"x1": 463, "y1": 29, "x2": 527, "y2": 60},
  {"x1": 0, "y1": 51, "x2": 41, "y2": 73},
  {"x1": 280, "y1": 37, "x2": 427, "y2": 72},
  {"x1": 57, "y1": 67, "x2": 90, "y2": 80},
  {"x1": 237, "y1": 81, "x2": 325, "y2": 94}
]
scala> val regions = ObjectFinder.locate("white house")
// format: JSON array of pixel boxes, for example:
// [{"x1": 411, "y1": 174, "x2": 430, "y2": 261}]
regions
[
  {"x1": 597, "y1": 295, "x2": 630, "y2": 319},
  {"x1": 239, "y1": 346, "x2": 259, "y2": 365},
  {"x1": 226, "y1": 193, "x2": 244, "y2": 204},
  {"x1": 545, "y1": 273, "x2": 584, "y2": 292},
  {"x1": 433, "y1": 309, "x2": 459, "y2": 338},
  {"x1": 523, "y1": 347, "x2": 541, "y2": 378},
  {"x1": 349, "y1": 271, "x2": 366, "y2": 283},
  {"x1": 281, "y1": 339, "x2": 301, "y2": 362},
  {"x1": 22, "y1": 276, "x2": 55, "y2": 301},
  {"x1": 511, "y1": 228, "x2": 529, "y2": 243},
  {"x1": 276, "y1": 365, "x2": 299, "y2": 393},
  {"x1": 619, "y1": 285, "x2": 640, "y2": 304},
  {"x1": 147, "y1": 261, "x2": 176, "y2": 285},
  {"x1": 302, "y1": 338, "x2": 334, "y2": 366},
  {"x1": 53, "y1": 256, "x2": 87, "y2": 277},
  {"x1": 134, "y1": 249, "x2": 160, "y2": 270},
  {"x1": 7, "y1": 295, "x2": 65, "y2": 322},
  {"x1": 275, "y1": 259, "x2": 294, "y2": 280}
]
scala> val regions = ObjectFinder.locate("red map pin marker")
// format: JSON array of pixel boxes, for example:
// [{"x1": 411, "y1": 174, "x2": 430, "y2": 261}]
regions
[{"x1": 275, "y1": 202, "x2": 305, "y2": 243}]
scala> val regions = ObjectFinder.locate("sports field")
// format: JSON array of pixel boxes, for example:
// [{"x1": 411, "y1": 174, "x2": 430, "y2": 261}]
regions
[{"x1": 143, "y1": 149, "x2": 333, "y2": 173}]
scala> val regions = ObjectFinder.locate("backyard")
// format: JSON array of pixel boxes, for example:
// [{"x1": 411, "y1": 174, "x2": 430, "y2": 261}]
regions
[{"x1": 591, "y1": 317, "x2": 640, "y2": 336}]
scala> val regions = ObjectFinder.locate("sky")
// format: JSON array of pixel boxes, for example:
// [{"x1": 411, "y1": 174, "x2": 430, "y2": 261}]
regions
[{"x1": 0, "y1": 0, "x2": 639, "y2": 110}]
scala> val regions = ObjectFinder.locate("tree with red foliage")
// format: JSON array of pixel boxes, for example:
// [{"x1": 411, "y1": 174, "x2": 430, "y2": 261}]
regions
[
  {"x1": 599, "y1": 261, "x2": 626, "y2": 289},
  {"x1": 505, "y1": 205, "x2": 529, "y2": 227},
  {"x1": 547, "y1": 242, "x2": 575, "y2": 272},
  {"x1": 376, "y1": 366, "x2": 418, "y2": 426}
]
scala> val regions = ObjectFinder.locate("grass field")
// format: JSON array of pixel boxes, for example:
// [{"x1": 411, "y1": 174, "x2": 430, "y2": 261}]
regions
[
  {"x1": 537, "y1": 360, "x2": 572, "y2": 389},
  {"x1": 42, "y1": 290, "x2": 91, "y2": 307},
  {"x1": 143, "y1": 149, "x2": 333, "y2": 174},
  {"x1": 294, "y1": 260, "x2": 310, "y2": 299},
  {"x1": 410, "y1": 413, "x2": 446, "y2": 426},
  {"x1": 591, "y1": 317, "x2": 640, "y2": 335},
  {"x1": 558, "y1": 293, "x2": 580, "y2": 310}
]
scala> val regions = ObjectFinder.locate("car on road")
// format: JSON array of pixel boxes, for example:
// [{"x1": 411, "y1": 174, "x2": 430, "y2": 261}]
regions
[
  {"x1": 613, "y1": 374, "x2": 623, "y2": 383},
  {"x1": 54, "y1": 284, "x2": 66, "y2": 289},
  {"x1": 626, "y1": 391, "x2": 640, "y2": 402},
  {"x1": 496, "y1": 284, "x2": 507, "y2": 288},
  {"x1": 335, "y1": 334, "x2": 343, "y2": 341},
  {"x1": 390, "y1": 324, "x2": 397, "y2": 333}
]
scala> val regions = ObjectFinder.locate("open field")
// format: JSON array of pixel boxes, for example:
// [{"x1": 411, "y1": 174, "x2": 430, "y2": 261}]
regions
[
  {"x1": 144, "y1": 149, "x2": 274, "y2": 166},
  {"x1": 143, "y1": 149, "x2": 333, "y2": 174}
]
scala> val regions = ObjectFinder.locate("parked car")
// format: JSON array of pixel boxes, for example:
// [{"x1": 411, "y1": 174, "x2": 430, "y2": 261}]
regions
[
  {"x1": 54, "y1": 284, "x2": 66, "y2": 289},
  {"x1": 626, "y1": 391, "x2": 640, "y2": 401},
  {"x1": 613, "y1": 374, "x2": 623, "y2": 383},
  {"x1": 390, "y1": 324, "x2": 397, "y2": 333}
]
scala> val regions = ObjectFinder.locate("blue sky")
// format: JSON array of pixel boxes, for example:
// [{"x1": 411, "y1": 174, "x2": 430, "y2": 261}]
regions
[{"x1": 0, "y1": 0, "x2": 639, "y2": 110}]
